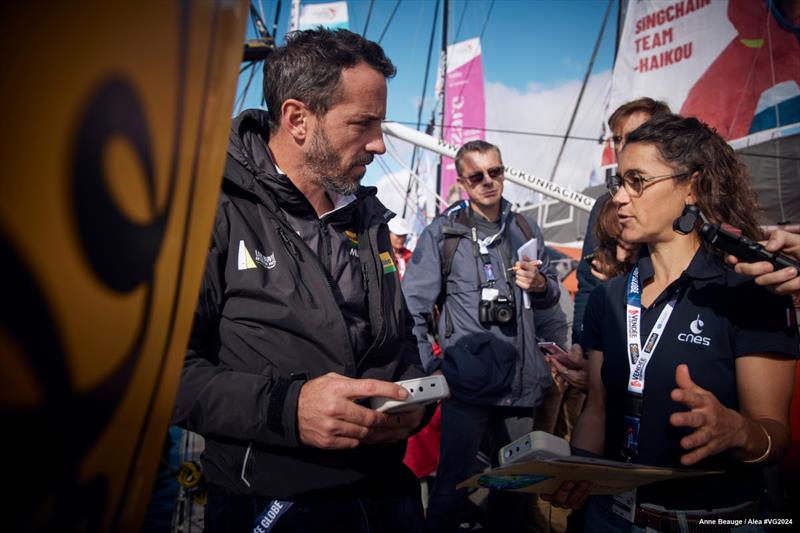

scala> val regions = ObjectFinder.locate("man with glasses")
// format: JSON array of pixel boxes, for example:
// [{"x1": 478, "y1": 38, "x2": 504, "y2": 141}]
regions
[{"x1": 403, "y1": 140, "x2": 560, "y2": 532}]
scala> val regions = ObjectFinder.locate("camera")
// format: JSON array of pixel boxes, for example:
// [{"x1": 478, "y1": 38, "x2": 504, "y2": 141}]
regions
[{"x1": 479, "y1": 294, "x2": 515, "y2": 325}]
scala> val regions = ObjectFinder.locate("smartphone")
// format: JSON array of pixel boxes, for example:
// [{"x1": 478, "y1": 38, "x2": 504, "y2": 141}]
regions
[{"x1": 537, "y1": 342, "x2": 583, "y2": 370}]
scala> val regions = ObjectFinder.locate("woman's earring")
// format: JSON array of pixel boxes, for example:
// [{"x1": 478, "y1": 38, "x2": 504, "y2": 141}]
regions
[{"x1": 673, "y1": 204, "x2": 700, "y2": 235}]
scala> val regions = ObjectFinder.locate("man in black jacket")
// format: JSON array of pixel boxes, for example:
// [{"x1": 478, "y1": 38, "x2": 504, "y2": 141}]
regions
[{"x1": 173, "y1": 29, "x2": 429, "y2": 532}]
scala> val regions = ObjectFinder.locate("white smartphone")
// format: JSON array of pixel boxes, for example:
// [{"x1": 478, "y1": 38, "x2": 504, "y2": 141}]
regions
[{"x1": 369, "y1": 375, "x2": 450, "y2": 414}]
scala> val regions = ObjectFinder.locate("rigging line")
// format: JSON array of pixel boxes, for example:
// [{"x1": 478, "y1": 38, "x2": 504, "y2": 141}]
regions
[
  {"x1": 390, "y1": 120, "x2": 603, "y2": 142},
  {"x1": 362, "y1": 0, "x2": 375, "y2": 37},
  {"x1": 454, "y1": 0, "x2": 469, "y2": 42},
  {"x1": 376, "y1": 156, "x2": 429, "y2": 226},
  {"x1": 271, "y1": 0, "x2": 283, "y2": 38},
  {"x1": 240, "y1": 61, "x2": 255, "y2": 74},
  {"x1": 765, "y1": 0, "x2": 786, "y2": 222},
  {"x1": 385, "y1": 136, "x2": 448, "y2": 209},
  {"x1": 258, "y1": 0, "x2": 266, "y2": 25},
  {"x1": 378, "y1": 0, "x2": 402, "y2": 44},
  {"x1": 249, "y1": 2, "x2": 268, "y2": 40},
  {"x1": 549, "y1": 0, "x2": 613, "y2": 182},
  {"x1": 237, "y1": 60, "x2": 259, "y2": 114},
  {"x1": 405, "y1": 0, "x2": 441, "y2": 217}
]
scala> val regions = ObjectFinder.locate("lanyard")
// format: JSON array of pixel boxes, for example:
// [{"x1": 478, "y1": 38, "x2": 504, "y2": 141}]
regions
[{"x1": 625, "y1": 266, "x2": 680, "y2": 395}]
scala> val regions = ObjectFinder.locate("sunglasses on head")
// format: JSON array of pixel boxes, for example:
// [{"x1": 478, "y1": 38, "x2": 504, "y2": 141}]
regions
[{"x1": 461, "y1": 165, "x2": 505, "y2": 185}]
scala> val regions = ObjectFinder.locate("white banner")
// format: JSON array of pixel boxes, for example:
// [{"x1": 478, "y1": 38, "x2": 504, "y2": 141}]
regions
[
  {"x1": 297, "y1": 1, "x2": 349, "y2": 31},
  {"x1": 610, "y1": 0, "x2": 800, "y2": 146}
]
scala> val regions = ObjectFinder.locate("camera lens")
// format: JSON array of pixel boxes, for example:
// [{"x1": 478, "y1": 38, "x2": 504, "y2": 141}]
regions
[{"x1": 496, "y1": 306, "x2": 513, "y2": 323}]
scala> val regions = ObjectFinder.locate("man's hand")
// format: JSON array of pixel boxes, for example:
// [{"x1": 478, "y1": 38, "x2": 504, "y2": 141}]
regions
[
  {"x1": 669, "y1": 364, "x2": 746, "y2": 466},
  {"x1": 727, "y1": 229, "x2": 800, "y2": 295},
  {"x1": 297, "y1": 373, "x2": 409, "y2": 449},
  {"x1": 513, "y1": 256, "x2": 546, "y2": 293},
  {"x1": 363, "y1": 407, "x2": 426, "y2": 444}
]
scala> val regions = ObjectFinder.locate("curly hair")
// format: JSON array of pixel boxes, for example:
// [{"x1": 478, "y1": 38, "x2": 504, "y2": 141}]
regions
[
  {"x1": 263, "y1": 28, "x2": 396, "y2": 132},
  {"x1": 592, "y1": 199, "x2": 629, "y2": 279},
  {"x1": 624, "y1": 114, "x2": 764, "y2": 242}
]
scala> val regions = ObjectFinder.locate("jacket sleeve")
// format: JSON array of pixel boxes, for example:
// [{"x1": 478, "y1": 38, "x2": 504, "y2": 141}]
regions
[
  {"x1": 527, "y1": 218, "x2": 560, "y2": 309},
  {"x1": 571, "y1": 194, "x2": 608, "y2": 345},
  {"x1": 171, "y1": 205, "x2": 302, "y2": 448},
  {"x1": 533, "y1": 286, "x2": 569, "y2": 348},
  {"x1": 402, "y1": 224, "x2": 444, "y2": 374}
]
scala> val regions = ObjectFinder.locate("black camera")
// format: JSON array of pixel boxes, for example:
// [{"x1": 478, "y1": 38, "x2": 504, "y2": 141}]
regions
[{"x1": 479, "y1": 295, "x2": 515, "y2": 325}]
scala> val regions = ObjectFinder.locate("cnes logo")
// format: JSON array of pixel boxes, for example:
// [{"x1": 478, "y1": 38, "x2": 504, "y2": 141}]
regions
[{"x1": 678, "y1": 314, "x2": 711, "y2": 346}]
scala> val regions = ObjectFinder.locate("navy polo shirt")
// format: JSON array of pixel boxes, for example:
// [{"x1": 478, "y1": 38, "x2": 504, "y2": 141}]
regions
[{"x1": 582, "y1": 245, "x2": 799, "y2": 510}]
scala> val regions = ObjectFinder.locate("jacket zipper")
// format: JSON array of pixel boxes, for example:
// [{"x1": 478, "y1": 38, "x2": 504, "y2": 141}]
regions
[
  {"x1": 318, "y1": 220, "x2": 335, "y2": 290},
  {"x1": 277, "y1": 216, "x2": 356, "y2": 371},
  {"x1": 276, "y1": 225, "x2": 318, "y2": 309}
]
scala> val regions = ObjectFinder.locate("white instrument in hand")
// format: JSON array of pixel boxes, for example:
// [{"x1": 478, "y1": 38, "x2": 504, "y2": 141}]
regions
[{"x1": 370, "y1": 375, "x2": 450, "y2": 413}]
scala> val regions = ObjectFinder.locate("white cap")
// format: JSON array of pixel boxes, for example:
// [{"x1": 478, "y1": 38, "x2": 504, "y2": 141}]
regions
[{"x1": 387, "y1": 217, "x2": 412, "y2": 236}]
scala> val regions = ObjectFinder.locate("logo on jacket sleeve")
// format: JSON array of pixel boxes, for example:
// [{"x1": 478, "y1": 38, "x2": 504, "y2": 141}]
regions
[
  {"x1": 379, "y1": 251, "x2": 397, "y2": 274},
  {"x1": 238, "y1": 240, "x2": 257, "y2": 270},
  {"x1": 238, "y1": 240, "x2": 276, "y2": 270}
]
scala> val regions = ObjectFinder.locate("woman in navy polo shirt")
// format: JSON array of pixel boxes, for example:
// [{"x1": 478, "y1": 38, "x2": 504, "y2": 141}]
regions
[{"x1": 548, "y1": 114, "x2": 799, "y2": 531}]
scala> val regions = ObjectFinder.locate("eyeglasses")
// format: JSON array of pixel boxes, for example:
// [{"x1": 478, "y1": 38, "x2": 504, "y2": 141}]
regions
[
  {"x1": 461, "y1": 165, "x2": 505, "y2": 185},
  {"x1": 607, "y1": 170, "x2": 690, "y2": 197}
]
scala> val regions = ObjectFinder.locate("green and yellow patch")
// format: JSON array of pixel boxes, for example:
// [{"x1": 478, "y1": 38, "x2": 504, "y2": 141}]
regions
[
  {"x1": 379, "y1": 251, "x2": 397, "y2": 274},
  {"x1": 345, "y1": 230, "x2": 359, "y2": 249}
]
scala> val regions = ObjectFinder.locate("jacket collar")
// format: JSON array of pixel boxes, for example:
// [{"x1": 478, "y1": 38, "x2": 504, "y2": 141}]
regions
[{"x1": 225, "y1": 109, "x2": 385, "y2": 226}]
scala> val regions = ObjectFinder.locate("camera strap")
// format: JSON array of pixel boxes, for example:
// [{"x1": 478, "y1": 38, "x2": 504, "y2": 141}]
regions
[{"x1": 468, "y1": 210, "x2": 516, "y2": 303}]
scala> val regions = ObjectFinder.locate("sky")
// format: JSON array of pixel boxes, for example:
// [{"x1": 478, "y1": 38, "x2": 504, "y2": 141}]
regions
[{"x1": 236, "y1": 0, "x2": 622, "y2": 218}]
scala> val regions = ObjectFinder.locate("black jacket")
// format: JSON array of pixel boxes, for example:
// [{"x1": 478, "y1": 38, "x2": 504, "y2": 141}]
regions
[{"x1": 172, "y1": 110, "x2": 425, "y2": 498}]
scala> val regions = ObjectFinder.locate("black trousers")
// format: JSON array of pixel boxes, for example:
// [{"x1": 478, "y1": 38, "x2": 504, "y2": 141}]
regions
[
  {"x1": 426, "y1": 397, "x2": 534, "y2": 533},
  {"x1": 205, "y1": 465, "x2": 425, "y2": 533}
]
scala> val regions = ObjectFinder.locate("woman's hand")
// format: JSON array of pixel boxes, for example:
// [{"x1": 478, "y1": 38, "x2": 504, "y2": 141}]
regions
[
  {"x1": 545, "y1": 344, "x2": 589, "y2": 391},
  {"x1": 669, "y1": 364, "x2": 746, "y2": 465},
  {"x1": 541, "y1": 480, "x2": 592, "y2": 509}
]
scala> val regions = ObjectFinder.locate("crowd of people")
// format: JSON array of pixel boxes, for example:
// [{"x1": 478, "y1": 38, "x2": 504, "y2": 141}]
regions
[{"x1": 170, "y1": 28, "x2": 800, "y2": 533}]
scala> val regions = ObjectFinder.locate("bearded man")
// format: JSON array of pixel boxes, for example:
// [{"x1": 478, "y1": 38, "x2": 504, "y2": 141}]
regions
[{"x1": 172, "y1": 29, "x2": 430, "y2": 533}]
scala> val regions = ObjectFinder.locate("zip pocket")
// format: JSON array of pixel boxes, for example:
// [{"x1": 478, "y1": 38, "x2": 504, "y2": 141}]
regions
[{"x1": 276, "y1": 226, "x2": 318, "y2": 309}]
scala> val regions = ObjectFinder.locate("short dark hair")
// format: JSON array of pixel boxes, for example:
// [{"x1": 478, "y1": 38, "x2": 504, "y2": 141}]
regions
[
  {"x1": 454, "y1": 140, "x2": 501, "y2": 176},
  {"x1": 625, "y1": 114, "x2": 763, "y2": 243},
  {"x1": 608, "y1": 97, "x2": 671, "y2": 133},
  {"x1": 263, "y1": 28, "x2": 396, "y2": 131}
]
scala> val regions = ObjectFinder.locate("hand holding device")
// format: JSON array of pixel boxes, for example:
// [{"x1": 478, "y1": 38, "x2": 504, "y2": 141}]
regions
[
  {"x1": 369, "y1": 375, "x2": 450, "y2": 414},
  {"x1": 700, "y1": 223, "x2": 800, "y2": 274},
  {"x1": 727, "y1": 228, "x2": 800, "y2": 296},
  {"x1": 538, "y1": 342, "x2": 583, "y2": 370},
  {"x1": 298, "y1": 373, "x2": 407, "y2": 449}
]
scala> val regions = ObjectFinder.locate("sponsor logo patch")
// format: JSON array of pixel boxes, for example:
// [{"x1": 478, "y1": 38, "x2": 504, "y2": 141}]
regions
[{"x1": 380, "y1": 251, "x2": 397, "y2": 274}]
